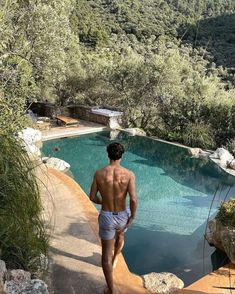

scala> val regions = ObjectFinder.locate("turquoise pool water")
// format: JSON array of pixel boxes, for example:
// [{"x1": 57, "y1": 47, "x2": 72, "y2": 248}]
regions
[{"x1": 43, "y1": 131, "x2": 235, "y2": 285}]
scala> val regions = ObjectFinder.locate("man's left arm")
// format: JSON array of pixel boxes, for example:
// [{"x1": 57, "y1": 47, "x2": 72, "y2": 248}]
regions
[{"x1": 89, "y1": 173, "x2": 102, "y2": 205}]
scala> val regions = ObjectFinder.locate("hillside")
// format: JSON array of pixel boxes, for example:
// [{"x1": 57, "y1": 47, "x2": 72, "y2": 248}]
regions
[{"x1": 1, "y1": 0, "x2": 235, "y2": 150}]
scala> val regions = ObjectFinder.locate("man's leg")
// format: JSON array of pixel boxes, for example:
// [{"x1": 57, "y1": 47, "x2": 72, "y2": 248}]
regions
[
  {"x1": 101, "y1": 239, "x2": 115, "y2": 293},
  {"x1": 112, "y1": 232, "x2": 124, "y2": 268}
]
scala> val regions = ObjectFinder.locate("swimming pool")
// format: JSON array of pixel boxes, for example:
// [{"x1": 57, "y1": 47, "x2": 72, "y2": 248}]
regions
[{"x1": 42, "y1": 131, "x2": 235, "y2": 285}]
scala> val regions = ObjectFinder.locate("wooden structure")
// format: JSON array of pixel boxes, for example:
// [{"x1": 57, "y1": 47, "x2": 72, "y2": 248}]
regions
[{"x1": 56, "y1": 115, "x2": 79, "y2": 127}]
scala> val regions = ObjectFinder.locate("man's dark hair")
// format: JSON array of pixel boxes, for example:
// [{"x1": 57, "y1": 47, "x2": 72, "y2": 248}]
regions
[{"x1": 107, "y1": 142, "x2": 125, "y2": 160}]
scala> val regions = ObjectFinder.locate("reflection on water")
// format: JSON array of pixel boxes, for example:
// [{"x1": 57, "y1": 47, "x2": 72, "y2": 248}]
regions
[{"x1": 42, "y1": 131, "x2": 235, "y2": 286}]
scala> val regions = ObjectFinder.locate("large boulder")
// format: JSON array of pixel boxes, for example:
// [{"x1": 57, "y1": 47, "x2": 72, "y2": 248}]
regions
[
  {"x1": 4, "y1": 279, "x2": 49, "y2": 294},
  {"x1": 188, "y1": 148, "x2": 202, "y2": 157},
  {"x1": 205, "y1": 218, "x2": 235, "y2": 263},
  {"x1": 210, "y1": 148, "x2": 234, "y2": 166},
  {"x1": 18, "y1": 128, "x2": 42, "y2": 145},
  {"x1": 18, "y1": 128, "x2": 42, "y2": 158},
  {"x1": 7, "y1": 270, "x2": 31, "y2": 283},
  {"x1": 142, "y1": 272, "x2": 184, "y2": 293},
  {"x1": 188, "y1": 148, "x2": 211, "y2": 158},
  {"x1": 43, "y1": 157, "x2": 70, "y2": 172}
]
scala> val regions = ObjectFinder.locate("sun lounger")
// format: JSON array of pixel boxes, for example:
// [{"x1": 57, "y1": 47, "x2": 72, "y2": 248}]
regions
[{"x1": 56, "y1": 115, "x2": 79, "y2": 127}]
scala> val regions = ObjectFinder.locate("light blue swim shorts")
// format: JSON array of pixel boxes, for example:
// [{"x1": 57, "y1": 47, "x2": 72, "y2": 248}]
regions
[{"x1": 98, "y1": 209, "x2": 130, "y2": 240}]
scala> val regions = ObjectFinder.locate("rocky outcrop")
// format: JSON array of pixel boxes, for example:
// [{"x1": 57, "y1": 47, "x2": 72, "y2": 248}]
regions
[
  {"x1": 4, "y1": 279, "x2": 49, "y2": 294},
  {"x1": 205, "y1": 219, "x2": 235, "y2": 263},
  {"x1": 142, "y1": 272, "x2": 184, "y2": 293},
  {"x1": 42, "y1": 157, "x2": 70, "y2": 172},
  {"x1": 18, "y1": 128, "x2": 42, "y2": 159},
  {"x1": 210, "y1": 148, "x2": 234, "y2": 167},
  {"x1": 124, "y1": 128, "x2": 146, "y2": 136},
  {"x1": 188, "y1": 147, "x2": 212, "y2": 158},
  {"x1": 0, "y1": 261, "x2": 49, "y2": 294},
  {"x1": 7, "y1": 270, "x2": 31, "y2": 283}
]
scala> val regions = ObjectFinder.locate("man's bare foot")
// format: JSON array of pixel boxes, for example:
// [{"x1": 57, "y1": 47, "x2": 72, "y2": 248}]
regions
[{"x1": 112, "y1": 239, "x2": 124, "y2": 268}]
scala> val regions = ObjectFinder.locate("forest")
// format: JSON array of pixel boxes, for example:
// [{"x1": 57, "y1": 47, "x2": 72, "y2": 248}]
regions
[{"x1": 1, "y1": 0, "x2": 235, "y2": 151}]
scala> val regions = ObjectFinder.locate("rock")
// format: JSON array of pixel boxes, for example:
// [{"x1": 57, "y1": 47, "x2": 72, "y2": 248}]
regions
[
  {"x1": 188, "y1": 148, "x2": 202, "y2": 157},
  {"x1": 44, "y1": 157, "x2": 70, "y2": 172},
  {"x1": 18, "y1": 128, "x2": 42, "y2": 158},
  {"x1": 205, "y1": 218, "x2": 235, "y2": 263},
  {"x1": 142, "y1": 272, "x2": 184, "y2": 293},
  {"x1": 209, "y1": 148, "x2": 234, "y2": 166},
  {"x1": 205, "y1": 219, "x2": 224, "y2": 251},
  {"x1": 18, "y1": 128, "x2": 42, "y2": 145},
  {"x1": 0, "y1": 260, "x2": 6, "y2": 292},
  {"x1": 221, "y1": 229, "x2": 235, "y2": 264},
  {"x1": 124, "y1": 128, "x2": 146, "y2": 136},
  {"x1": 4, "y1": 279, "x2": 49, "y2": 294},
  {"x1": 7, "y1": 269, "x2": 31, "y2": 283},
  {"x1": 229, "y1": 159, "x2": 235, "y2": 170}
]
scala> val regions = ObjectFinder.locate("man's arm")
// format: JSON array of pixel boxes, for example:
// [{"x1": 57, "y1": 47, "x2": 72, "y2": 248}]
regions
[
  {"x1": 89, "y1": 172, "x2": 102, "y2": 205},
  {"x1": 126, "y1": 172, "x2": 137, "y2": 227}
]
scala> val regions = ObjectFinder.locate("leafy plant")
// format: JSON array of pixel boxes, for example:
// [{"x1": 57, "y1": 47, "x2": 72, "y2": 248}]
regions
[
  {"x1": 182, "y1": 123, "x2": 215, "y2": 149},
  {"x1": 227, "y1": 138, "x2": 235, "y2": 156},
  {"x1": 216, "y1": 199, "x2": 235, "y2": 228},
  {"x1": 0, "y1": 135, "x2": 49, "y2": 274}
]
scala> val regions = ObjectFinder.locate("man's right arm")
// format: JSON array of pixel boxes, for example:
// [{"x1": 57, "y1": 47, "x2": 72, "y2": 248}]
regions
[
  {"x1": 127, "y1": 172, "x2": 137, "y2": 227},
  {"x1": 89, "y1": 172, "x2": 102, "y2": 205}
]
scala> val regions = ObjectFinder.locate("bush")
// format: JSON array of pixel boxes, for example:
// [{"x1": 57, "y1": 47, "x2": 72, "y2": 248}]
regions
[
  {"x1": 227, "y1": 138, "x2": 235, "y2": 156},
  {"x1": 182, "y1": 123, "x2": 215, "y2": 149},
  {"x1": 0, "y1": 136, "x2": 48, "y2": 274},
  {"x1": 216, "y1": 199, "x2": 235, "y2": 228}
]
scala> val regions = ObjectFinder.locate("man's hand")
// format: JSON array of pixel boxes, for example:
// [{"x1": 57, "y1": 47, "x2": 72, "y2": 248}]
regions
[{"x1": 117, "y1": 216, "x2": 135, "y2": 235}]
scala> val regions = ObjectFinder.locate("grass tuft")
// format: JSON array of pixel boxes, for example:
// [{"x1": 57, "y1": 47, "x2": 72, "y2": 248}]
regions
[{"x1": 0, "y1": 135, "x2": 48, "y2": 274}]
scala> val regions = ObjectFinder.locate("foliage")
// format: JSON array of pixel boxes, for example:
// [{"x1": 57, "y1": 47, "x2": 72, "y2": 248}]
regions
[
  {"x1": 182, "y1": 123, "x2": 215, "y2": 149},
  {"x1": 0, "y1": 135, "x2": 48, "y2": 273},
  {"x1": 1, "y1": 0, "x2": 235, "y2": 150},
  {"x1": 216, "y1": 199, "x2": 235, "y2": 228},
  {"x1": 227, "y1": 138, "x2": 235, "y2": 156}
]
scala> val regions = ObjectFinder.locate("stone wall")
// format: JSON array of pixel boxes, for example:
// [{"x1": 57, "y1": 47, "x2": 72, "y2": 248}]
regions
[{"x1": 30, "y1": 103, "x2": 122, "y2": 127}]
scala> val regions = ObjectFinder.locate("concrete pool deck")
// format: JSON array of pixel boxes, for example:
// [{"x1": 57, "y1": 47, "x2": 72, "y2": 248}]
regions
[{"x1": 41, "y1": 120, "x2": 109, "y2": 141}]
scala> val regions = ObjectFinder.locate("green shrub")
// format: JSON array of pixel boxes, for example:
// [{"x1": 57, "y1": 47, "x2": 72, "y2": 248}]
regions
[
  {"x1": 216, "y1": 199, "x2": 235, "y2": 228},
  {"x1": 227, "y1": 138, "x2": 235, "y2": 156},
  {"x1": 182, "y1": 123, "x2": 215, "y2": 149},
  {"x1": 0, "y1": 135, "x2": 48, "y2": 274}
]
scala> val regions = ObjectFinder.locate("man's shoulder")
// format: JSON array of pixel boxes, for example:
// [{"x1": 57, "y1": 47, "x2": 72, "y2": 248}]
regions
[
  {"x1": 94, "y1": 166, "x2": 109, "y2": 177},
  {"x1": 119, "y1": 166, "x2": 134, "y2": 177}
]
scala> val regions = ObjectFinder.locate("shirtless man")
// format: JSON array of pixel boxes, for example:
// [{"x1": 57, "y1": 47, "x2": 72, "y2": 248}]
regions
[{"x1": 89, "y1": 142, "x2": 137, "y2": 294}]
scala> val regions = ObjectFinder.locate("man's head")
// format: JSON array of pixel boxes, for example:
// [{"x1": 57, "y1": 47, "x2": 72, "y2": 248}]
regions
[{"x1": 107, "y1": 142, "x2": 125, "y2": 161}]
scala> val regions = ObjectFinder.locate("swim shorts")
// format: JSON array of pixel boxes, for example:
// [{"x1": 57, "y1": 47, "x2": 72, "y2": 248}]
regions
[{"x1": 98, "y1": 209, "x2": 130, "y2": 240}]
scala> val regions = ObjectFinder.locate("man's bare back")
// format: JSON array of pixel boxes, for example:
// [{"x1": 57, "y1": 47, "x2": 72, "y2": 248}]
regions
[{"x1": 94, "y1": 165, "x2": 134, "y2": 212}]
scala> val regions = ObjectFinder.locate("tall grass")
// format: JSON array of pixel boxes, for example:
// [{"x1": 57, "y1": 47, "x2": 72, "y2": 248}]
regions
[{"x1": 0, "y1": 135, "x2": 48, "y2": 274}]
